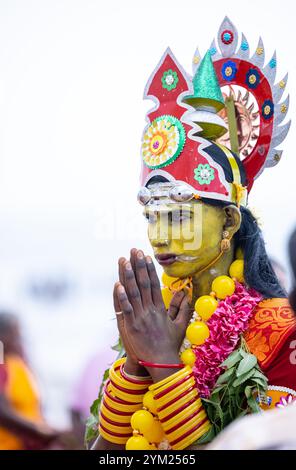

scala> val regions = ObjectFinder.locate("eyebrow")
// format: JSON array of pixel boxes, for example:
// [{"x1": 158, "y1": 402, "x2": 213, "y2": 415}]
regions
[{"x1": 143, "y1": 206, "x2": 195, "y2": 217}]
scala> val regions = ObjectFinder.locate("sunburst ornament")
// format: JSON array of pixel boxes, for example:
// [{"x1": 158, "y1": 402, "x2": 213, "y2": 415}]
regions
[
  {"x1": 203, "y1": 16, "x2": 291, "y2": 179},
  {"x1": 217, "y1": 86, "x2": 260, "y2": 159},
  {"x1": 141, "y1": 115, "x2": 185, "y2": 169}
]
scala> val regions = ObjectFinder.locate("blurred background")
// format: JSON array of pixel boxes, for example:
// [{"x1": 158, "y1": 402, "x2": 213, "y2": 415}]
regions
[{"x1": 0, "y1": 0, "x2": 295, "y2": 441}]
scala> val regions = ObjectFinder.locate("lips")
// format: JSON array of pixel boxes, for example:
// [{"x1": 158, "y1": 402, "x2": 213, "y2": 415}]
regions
[{"x1": 155, "y1": 253, "x2": 177, "y2": 266}]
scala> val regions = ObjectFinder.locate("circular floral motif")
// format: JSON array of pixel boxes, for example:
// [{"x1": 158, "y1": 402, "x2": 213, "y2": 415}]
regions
[
  {"x1": 256, "y1": 47, "x2": 264, "y2": 56},
  {"x1": 221, "y1": 29, "x2": 234, "y2": 45},
  {"x1": 221, "y1": 60, "x2": 237, "y2": 81},
  {"x1": 246, "y1": 68, "x2": 261, "y2": 89},
  {"x1": 262, "y1": 99, "x2": 274, "y2": 120},
  {"x1": 194, "y1": 163, "x2": 215, "y2": 185},
  {"x1": 141, "y1": 115, "x2": 185, "y2": 169},
  {"x1": 161, "y1": 69, "x2": 179, "y2": 91},
  {"x1": 275, "y1": 394, "x2": 296, "y2": 409},
  {"x1": 281, "y1": 104, "x2": 287, "y2": 113},
  {"x1": 279, "y1": 80, "x2": 286, "y2": 89}
]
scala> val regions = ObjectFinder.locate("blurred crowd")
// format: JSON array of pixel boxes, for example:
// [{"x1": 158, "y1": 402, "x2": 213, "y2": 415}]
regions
[{"x1": 0, "y1": 226, "x2": 296, "y2": 450}]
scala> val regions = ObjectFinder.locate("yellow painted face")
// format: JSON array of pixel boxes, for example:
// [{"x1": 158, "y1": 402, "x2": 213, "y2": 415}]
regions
[{"x1": 144, "y1": 200, "x2": 227, "y2": 279}]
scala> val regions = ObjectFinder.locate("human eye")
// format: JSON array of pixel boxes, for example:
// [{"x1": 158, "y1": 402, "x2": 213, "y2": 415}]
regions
[
  {"x1": 143, "y1": 211, "x2": 157, "y2": 224},
  {"x1": 171, "y1": 209, "x2": 192, "y2": 223}
]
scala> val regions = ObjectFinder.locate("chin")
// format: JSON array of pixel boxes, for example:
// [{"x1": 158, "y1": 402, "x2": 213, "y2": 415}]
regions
[{"x1": 163, "y1": 262, "x2": 198, "y2": 279}]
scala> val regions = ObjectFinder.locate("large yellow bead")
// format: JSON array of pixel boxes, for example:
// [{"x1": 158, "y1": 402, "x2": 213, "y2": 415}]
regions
[
  {"x1": 126, "y1": 434, "x2": 151, "y2": 450},
  {"x1": 143, "y1": 391, "x2": 157, "y2": 415},
  {"x1": 162, "y1": 272, "x2": 178, "y2": 288},
  {"x1": 229, "y1": 259, "x2": 244, "y2": 283},
  {"x1": 180, "y1": 348, "x2": 196, "y2": 366},
  {"x1": 131, "y1": 409, "x2": 154, "y2": 434},
  {"x1": 143, "y1": 418, "x2": 164, "y2": 444},
  {"x1": 186, "y1": 321, "x2": 210, "y2": 346},
  {"x1": 194, "y1": 295, "x2": 218, "y2": 321},
  {"x1": 161, "y1": 287, "x2": 173, "y2": 310},
  {"x1": 211, "y1": 275, "x2": 235, "y2": 299}
]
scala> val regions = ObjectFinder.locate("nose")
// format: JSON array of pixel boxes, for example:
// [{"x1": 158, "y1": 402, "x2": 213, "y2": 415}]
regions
[
  {"x1": 150, "y1": 238, "x2": 169, "y2": 248},
  {"x1": 148, "y1": 212, "x2": 171, "y2": 248}
]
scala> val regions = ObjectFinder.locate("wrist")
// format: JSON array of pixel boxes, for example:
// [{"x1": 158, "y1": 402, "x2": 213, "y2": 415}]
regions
[
  {"x1": 146, "y1": 353, "x2": 182, "y2": 383},
  {"x1": 124, "y1": 356, "x2": 149, "y2": 377}
]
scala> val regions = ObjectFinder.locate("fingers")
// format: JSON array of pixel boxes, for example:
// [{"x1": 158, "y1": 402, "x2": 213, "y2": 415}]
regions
[
  {"x1": 114, "y1": 287, "x2": 139, "y2": 363},
  {"x1": 113, "y1": 281, "x2": 121, "y2": 312},
  {"x1": 130, "y1": 248, "x2": 138, "y2": 273},
  {"x1": 118, "y1": 250, "x2": 160, "y2": 311},
  {"x1": 133, "y1": 250, "x2": 153, "y2": 308},
  {"x1": 116, "y1": 283, "x2": 135, "y2": 322},
  {"x1": 118, "y1": 257, "x2": 126, "y2": 285},
  {"x1": 130, "y1": 249, "x2": 153, "y2": 308},
  {"x1": 145, "y1": 256, "x2": 165, "y2": 309},
  {"x1": 168, "y1": 291, "x2": 186, "y2": 321},
  {"x1": 122, "y1": 261, "x2": 143, "y2": 314},
  {"x1": 174, "y1": 292, "x2": 192, "y2": 328}
]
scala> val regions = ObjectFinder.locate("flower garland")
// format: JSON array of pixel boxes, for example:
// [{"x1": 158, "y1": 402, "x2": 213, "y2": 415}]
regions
[{"x1": 190, "y1": 282, "x2": 262, "y2": 398}]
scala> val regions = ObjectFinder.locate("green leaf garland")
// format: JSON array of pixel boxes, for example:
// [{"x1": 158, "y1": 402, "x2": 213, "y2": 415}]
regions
[{"x1": 197, "y1": 336, "x2": 268, "y2": 443}]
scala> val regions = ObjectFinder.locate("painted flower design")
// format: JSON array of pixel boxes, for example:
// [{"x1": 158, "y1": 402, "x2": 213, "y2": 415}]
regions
[
  {"x1": 246, "y1": 68, "x2": 261, "y2": 89},
  {"x1": 141, "y1": 115, "x2": 185, "y2": 169},
  {"x1": 262, "y1": 99, "x2": 274, "y2": 120},
  {"x1": 194, "y1": 163, "x2": 215, "y2": 185},
  {"x1": 243, "y1": 330, "x2": 269, "y2": 362},
  {"x1": 275, "y1": 394, "x2": 296, "y2": 409},
  {"x1": 221, "y1": 29, "x2": 234, "y2": 45},
  {"x1": 161, "y1": 69, "x2": 179, "y2": 91},
  {"x1": 221, "y1": 60, "x2": 237, "y2": 81}
]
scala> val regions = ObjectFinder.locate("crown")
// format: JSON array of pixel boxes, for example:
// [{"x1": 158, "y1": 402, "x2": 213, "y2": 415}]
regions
[{"x1": 138, "y1": 17, "x2": 290, "y2": 207}]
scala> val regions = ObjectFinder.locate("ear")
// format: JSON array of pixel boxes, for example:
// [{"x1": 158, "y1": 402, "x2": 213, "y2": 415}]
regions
[{"x1": 223, "y1": 205, "x2": 241, "y2": 239}]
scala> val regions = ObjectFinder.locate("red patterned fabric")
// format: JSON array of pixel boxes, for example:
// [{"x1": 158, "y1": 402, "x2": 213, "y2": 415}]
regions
[
  {"x1": 245, "y1": 298, "x2": 296, "y2": 389},
  {"x1": 263, "y1": 328, "x2": 296, "y2": 391}
]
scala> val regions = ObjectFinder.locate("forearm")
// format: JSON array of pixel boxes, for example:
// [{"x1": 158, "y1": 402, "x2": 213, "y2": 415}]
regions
[{"x1": 96, "y1": 358, "x2": 210, "y2": 451}]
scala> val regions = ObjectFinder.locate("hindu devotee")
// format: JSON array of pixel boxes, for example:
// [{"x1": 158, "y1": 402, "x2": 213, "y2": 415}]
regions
[{"x1": 90, "y1": 17, "x2": 295, "y2": 450}]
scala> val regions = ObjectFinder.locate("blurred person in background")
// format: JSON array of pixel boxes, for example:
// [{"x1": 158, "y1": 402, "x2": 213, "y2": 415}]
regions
[
  {"x1": 0, "y1": 312, "x2": 60, "y2": 450},
  {"x1": 70, "y1": 347, "x2": 117, "y2": 447}
]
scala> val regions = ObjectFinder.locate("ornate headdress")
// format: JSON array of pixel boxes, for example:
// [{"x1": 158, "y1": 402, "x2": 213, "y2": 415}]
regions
[{"x1": 138, "y1": 17, "x2": 290, "y2": 207}]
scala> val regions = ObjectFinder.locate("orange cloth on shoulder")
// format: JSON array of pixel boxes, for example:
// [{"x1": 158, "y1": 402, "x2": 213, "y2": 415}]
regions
[
  {"x1": 245, "y1": 298, "x2": 296, "y2": 370},
  {"x1": 0, "y1": 354, "x2": 43, "y2": 450}
]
